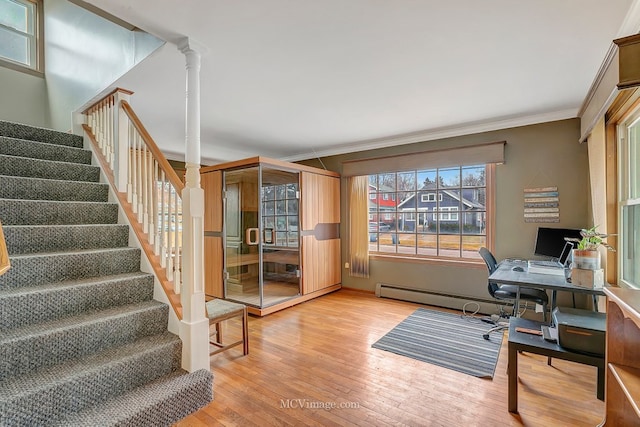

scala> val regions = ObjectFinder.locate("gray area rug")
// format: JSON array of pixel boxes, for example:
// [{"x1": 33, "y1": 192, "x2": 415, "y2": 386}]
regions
[{"x1": 372, "y1": 308, "x2": 503, "y2": 378}]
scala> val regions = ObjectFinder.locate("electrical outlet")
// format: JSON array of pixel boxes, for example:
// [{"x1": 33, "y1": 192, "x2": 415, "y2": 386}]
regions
[{"x1": 344, "y1": 262, "x2": 349, "y2": 269}]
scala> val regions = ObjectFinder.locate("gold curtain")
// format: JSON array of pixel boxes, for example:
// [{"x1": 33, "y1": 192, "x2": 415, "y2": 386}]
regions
[{"x1": 348, "y1": 176, "x2": 369, "y2": 278}]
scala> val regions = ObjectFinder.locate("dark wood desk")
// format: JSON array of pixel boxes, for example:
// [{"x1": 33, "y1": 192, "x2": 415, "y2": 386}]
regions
[
  {"x1": 489, "y1": 261, "x2": 605, "y2": 315},
  {"x1": 508, "y1": 317, "x2": 605, "y2": 413}
]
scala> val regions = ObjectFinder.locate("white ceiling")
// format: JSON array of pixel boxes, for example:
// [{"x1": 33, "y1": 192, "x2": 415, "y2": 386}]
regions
[{"x1": 85, "y1": 0, "x2": 638, "y2": 164}]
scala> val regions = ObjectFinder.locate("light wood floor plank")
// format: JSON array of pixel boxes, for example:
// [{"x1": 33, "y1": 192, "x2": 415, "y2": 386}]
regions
[{"x1": 177, "y1": 289, "x2": 603, "y2": 426}]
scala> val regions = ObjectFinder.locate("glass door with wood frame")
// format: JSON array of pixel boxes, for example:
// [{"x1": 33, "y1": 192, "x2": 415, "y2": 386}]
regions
[{"x1": 223, "y1": 165, "x2": 301, "y2": 308}]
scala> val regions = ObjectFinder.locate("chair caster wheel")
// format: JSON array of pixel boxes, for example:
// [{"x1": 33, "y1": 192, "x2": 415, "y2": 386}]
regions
[{"x1": 483, "y1": 334, "x2": 490, "y2": 340}]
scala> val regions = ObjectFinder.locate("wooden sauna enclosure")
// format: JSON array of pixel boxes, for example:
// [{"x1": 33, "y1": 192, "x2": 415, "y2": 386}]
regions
[{"x1": 201, "y1": 157, "x2": 341, "y2": 316}]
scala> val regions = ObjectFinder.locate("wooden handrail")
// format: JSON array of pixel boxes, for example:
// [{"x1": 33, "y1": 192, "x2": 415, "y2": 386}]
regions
[
  {"x1": 0, "y1": 221, "x2": 10, "y2": 276},
  {"x1": 120, "y1": 100, "x2": 185, "y2": 194}
]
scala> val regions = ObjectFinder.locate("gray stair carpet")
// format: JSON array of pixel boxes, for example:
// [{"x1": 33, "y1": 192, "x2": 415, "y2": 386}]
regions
[{"x1": 0, "y1": 120, "x2": 212, "y2": 426}]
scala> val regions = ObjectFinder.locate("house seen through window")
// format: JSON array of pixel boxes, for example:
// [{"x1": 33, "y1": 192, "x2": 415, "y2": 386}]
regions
[{"x1": 368, "y1": 165, "x2": 489, "y2": 260}]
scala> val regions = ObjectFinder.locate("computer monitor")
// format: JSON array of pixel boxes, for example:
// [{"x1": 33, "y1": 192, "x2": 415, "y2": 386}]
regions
[{"x1": 534, "y1": 227, "x2": 582, "y2": 261}]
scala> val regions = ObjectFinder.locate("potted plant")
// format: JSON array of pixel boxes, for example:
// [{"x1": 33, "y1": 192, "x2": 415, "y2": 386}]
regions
[{"x1": 565, "y1": 226, "x2": 615, "y2": 270}]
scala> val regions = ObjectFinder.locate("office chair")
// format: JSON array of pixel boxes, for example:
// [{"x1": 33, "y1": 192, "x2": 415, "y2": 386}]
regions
[{"x1": 479, "y1": 247, "x2": 549, "y2": 339}]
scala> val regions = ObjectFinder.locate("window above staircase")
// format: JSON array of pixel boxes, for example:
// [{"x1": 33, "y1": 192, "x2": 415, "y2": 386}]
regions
[{"x1": 0, "y1": 0, "x2": 43, "y2": 76}]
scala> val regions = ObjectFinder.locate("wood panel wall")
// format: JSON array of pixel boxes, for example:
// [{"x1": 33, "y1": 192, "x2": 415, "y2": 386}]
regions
[
  {"x1": 301, "y1": 172, "x2": 340, "y2": 229},
  {"x1": 202, "y1": 170, "x2": 222, "y2": 232},
  {"x1": 301, "y1": 237, "x2": 341, "y2": 294},
  {"x1": 301, "y1": 172, "x2": 341, "y2": 294},
  {"x1": 204, "y1": 236, "x2": 223, "y2": 297},
  {"x1": 202, "y1": 170, "x2": 224, "y2": 297}
]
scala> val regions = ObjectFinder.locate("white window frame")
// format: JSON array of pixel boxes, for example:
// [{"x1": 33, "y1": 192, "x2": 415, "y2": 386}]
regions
[
  {"x1": 422, "y1": 193, "x2": 442, "y2": 202},
  {"x1": 438, "y1": 206, "x2": 459, "y2": 221},
  {"x1": 618, "y1": 108, "x2": 640, "y2": 288},
  {"x1": 0, "y1": 0, "x2": 42, "y2": 75}
]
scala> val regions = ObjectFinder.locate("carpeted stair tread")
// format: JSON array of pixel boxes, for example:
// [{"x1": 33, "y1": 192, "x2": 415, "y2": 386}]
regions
[
  {"x1": 0, "y1": 154, "x2": 99, "y2": 182},
  {"x1": 0, "y1": 272, "x2": 154, "y2": 329},
  {"x1": 0, "y1": 198, "x2": 118, "y2": 225},
  {"x1": 54, "y1": 369, "x2": 213, "y2": 427},
  {"x1": 0, "y1": 120, "x2": 83, "y2": 148},
  {"x1": 0, "y1": 300, "x2": 169, "y2": 380},
  {"x1": 4, "y1": 224, "x2": 128, "y2": 255},
  {"x1": 0, "y1": 332, "x2": 183, "y2": 426},
  {"x1": 0, "y1": 136, "x2": 92, "y2": 164},
  {"x1": 0, "y1": 247, "x2": 142, "y2": 290},
  {"x1": 0, "y1": 175, "x2": 108, "y2": 202},
  {"x1": 0, "y1": 331, "x2": 181, "y2": 395}
]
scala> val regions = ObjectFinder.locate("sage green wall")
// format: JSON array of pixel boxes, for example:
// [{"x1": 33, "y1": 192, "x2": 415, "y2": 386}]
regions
[
  {"x1": 302, "y1": 118, "x2": 590, "y2": 308},
  {"x1": 44, "y1": 0, "x2": 164, "y2": 131},
  {"x1": 0, "y1": 0, "x2": 163, "y2": 131},
  {"x1": 0, "y1": 67, "x2": 49, "y2": 127}
]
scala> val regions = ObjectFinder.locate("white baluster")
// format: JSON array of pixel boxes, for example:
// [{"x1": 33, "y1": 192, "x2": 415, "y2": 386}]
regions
[
  {"x1": 108, "y1": 96, "x2": 115, "y2": 170},
  {"x1": 131, "y1": 125, "x2": 138, "y2": 213},
  {"x1": 126, "y1": 122, "x2": 133, "y2": 203},
  {"x1": 149, "y1": 159, "x2": 157, "y2": 246},
  {"x1": 142, "y1": 144, "x2": 149, "y2": 233},
  {"x1": 159, "y1": 172, "x2": 167, "y2": 264},
  {"x1": 100, "y1": 100, "x2": 107, "y2": 155},
  {"x1": 96, "y1": 103, "x2": 103, "y2": 151},
  {"x1": 105, "y1": 99, "x2": 111, "y2": 168},
  {"x1": 136, "y1": 133, "x2": 144, "y2": 222},
  {"x1": 167, "y1": 186, "x2": 175, "y2": 281},
  {"x1": 173, "y1": 191, "x2": 181, "y2": 294}
]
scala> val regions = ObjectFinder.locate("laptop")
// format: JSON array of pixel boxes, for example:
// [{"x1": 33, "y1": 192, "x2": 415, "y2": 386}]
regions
[{"x1": 528, "y1": 241, "x2": 573, "y2": 269}]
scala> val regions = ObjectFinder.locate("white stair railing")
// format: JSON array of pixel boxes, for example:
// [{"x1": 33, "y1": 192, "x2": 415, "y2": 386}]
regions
[{"x1": 84, "y1": 89, "x2": 184, "y2": 298}]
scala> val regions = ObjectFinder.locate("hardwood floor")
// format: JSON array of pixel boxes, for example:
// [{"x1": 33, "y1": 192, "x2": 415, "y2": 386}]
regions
[{"x1": 176, "y1": 289, "x2": 604, "y2": 426}]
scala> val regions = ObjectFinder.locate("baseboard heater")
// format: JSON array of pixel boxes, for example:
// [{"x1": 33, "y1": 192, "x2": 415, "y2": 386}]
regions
[{"x1": 375, "y1": 282, "x2": 508, "y2": 315}]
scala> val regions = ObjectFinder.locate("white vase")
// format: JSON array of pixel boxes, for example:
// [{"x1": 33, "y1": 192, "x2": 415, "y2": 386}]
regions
[{"x1": 573, "y1": 249, "x2": 601, "y2": 270}]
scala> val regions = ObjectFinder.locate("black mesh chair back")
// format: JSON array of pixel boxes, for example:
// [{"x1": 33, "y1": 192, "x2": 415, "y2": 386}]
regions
[{"x1": 479, "y1": 247, "x2": 500, "y2": 297}]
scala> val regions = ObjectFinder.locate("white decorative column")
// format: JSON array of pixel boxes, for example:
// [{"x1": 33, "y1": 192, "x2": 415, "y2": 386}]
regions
[{"x1": 177, "y1": 37, "x2": 209, "y2": 372}]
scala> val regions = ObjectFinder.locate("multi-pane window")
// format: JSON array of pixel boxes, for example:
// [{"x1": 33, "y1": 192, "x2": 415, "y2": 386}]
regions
[
  {"x1": 438, "y1": 207, "x2": 459, "y2": 221},
  {"x1": 262, "y1": 183, "x2": 299, "y2": 248},
  {"x1": 421, "y1": 193, "x2": 443, "y2": 202},
  {"x1": 368, "y1": 165, "x2": 489, "y2": 260},
  {"x1": 0, "y1": 0, "x2": 40, "y2": 71},
  {"x1": 619, "y1": 108, "x2": 640, "y2": 288}
]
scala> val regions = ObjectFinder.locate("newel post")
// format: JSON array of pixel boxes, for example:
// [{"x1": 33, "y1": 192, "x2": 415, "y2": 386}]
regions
[
  {"x1": 177, "y1": 38, "x2": 210, "y2": 372},
  {"x1": 113, "y1": 88, "x2": 133, "y2": 194}
]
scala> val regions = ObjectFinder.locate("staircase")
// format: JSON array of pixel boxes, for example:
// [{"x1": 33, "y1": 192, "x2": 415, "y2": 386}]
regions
[{"x1": 0, "y1": 121, "x2": 212, "y2": 426}]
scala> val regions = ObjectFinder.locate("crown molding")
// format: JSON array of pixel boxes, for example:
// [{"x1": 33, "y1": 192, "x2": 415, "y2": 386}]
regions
[
  {"x1": 578, "y1": 43, "x2": 618, "y2": 118},
  {"x1": 283, "y1": 109, "x2": 577, "y2": 162}
]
